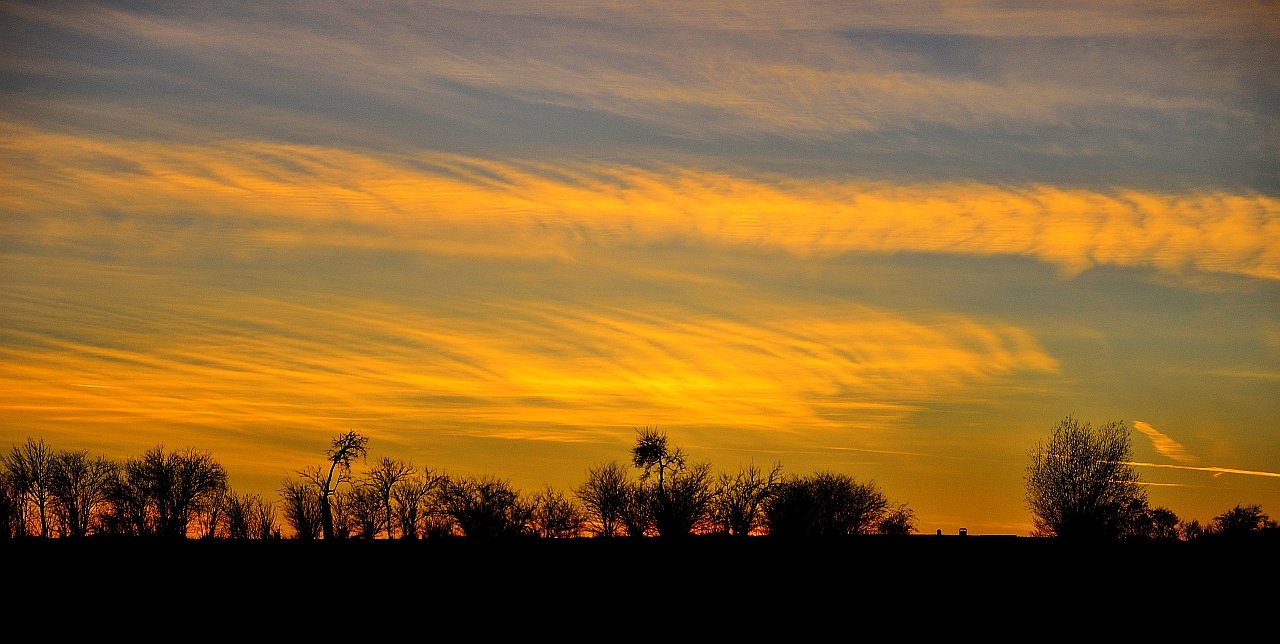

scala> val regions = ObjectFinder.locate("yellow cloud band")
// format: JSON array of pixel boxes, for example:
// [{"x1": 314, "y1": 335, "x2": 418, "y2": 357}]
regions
[{"x1": 4, "y1": 123, "x2": 1278, "y2": 281}]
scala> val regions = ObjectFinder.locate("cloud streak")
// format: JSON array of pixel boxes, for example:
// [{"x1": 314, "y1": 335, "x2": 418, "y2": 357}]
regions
[
  {"x1": 0, "y1": 259, "x2": 1058, "y2": 475},
  {"x1": 1133, "y1": 420, "x2": 1198, "y2": 464},
  {"x1": 1128, "y1": 461, "x2": 1280, "y2": 479},
  {"x1": 4, "y1": 125, "x2": 1277, "y2": 280}
]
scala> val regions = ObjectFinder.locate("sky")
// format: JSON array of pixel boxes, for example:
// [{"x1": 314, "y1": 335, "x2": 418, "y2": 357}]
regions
[{"x1": 2, "y1": 0, "x2": 1278, "y2": 534}]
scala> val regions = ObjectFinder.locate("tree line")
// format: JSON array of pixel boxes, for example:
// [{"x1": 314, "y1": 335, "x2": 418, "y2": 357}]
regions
[
  {"x1": 1, "y1": 420, "x2": 1274, "y2": 539},
  {"x1": 273, "y1": 427, "x2": 918, "y2": 539},
  {"x1": 1024, "y1": 415, "x2": 1278, "y2": 539},
  {"x1": 0, "y1": 440, "x2": 277, "y2": 539}
]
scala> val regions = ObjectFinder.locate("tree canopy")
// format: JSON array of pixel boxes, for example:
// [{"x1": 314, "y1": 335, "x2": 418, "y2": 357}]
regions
[{"x1": 1025, "y1": 416, "x2": 1146, "y2": 538}]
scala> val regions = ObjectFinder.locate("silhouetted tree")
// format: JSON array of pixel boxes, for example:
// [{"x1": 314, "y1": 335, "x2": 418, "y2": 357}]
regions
[
  {"x1": 113, "y1": 446, "x2": 227, "y2": 537},
  {"x1": 347, "y1": 485, "x2": 383, "y2": 539},
  {"x1": 438, "y1": 475, "x2": 532, "y2": 537},
  {"x1": 391, "y1": 471, "x2": 437, "y2": 539},
  {"x1": 1149, "y1": 507, "x2": 1181, "y2": 540},
  {"x1": 421, "y1": 512, "x2": 459, "y2": 538},
  {"x1": 632, "y1": 427, "x2": 684, "y2": 499},
  {"x1": 0, "y1": 470, "x2": 20, "y2": 538},
  {"x1": 5, "y1": 438, "x2": 55, "y2": 537},
  {"x1": 712, "y1": 462, "x2": 781, "y2": 536},
  {"x1": 196, "y1": 484, "x2": 230, "y2": 539},
  {"x1": 366, "y1": 457, "x2": 414, "y2": 538},
  {"x1": 328, "y1": 488, "x2": 354, "y2": 539},
  {"x1": 652, "y1": 462, "x2": 716, "y2": 536},
  {"x1": 877, "y1": 503, "x2": 918, "y2": 535},
  {"x1": 765, "y1": 472, "x2": 890, "y2": 536},
  {"x1": 1209, "y1": 504, "x2": 1276, "y2": 535},
  {"x1": 253, "y1": 496, "x2": 281, "y2": 539},
  {"x1": 1024, "y1": 416, "x2": 1146, "y2": 538},
  {"x1": 298, "y1": 430, "x2": 368, "y2": 540},
  {"x1": 619, "y1": 481, "x2": 651, "y2": 537},
  {"x1": 226, "y1": 492, "x2": 279, "y2": 539},
  {"x1": 281, "y1": 478, "x2": 323, "y2": 539},
  {"x1": 575, "y1": 461, "x2": 632, "y2": 537},
  {"x1": 1179, "y1": 519, "x2": 1204, "y2": 541},
  {"x1": 630, "y1": 428, "x2": 714, "y2": 536},
  {"x1": 50, "y1": 450, "x2": 117, "y2": 538},
  {"x1": 532, "y1": 486, "x2": 585, "y2": 538}
]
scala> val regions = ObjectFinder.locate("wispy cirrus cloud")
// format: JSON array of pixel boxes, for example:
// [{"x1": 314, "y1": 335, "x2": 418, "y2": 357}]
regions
[
  {"x1": 4, "y1": 0, "x2": 1274, "y2": 189},
  {"x1": 0, "y1": 259, "x2": 1057, "y2": 463},
  {"x1": 4, "y1": 125, "x2": 1277, "y2": 280}
]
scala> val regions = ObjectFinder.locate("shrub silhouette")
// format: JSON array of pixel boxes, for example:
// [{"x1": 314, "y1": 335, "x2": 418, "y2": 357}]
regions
[
  {"x1": 532, "y1": 486, "x2": 585, "y2": 538},
  {"x1": 877, "y1": 503, "x2": 918, "y2": 535},
  {"x1": 280, "y1": 478, "x2": 323, "y2": 540},
  {"x1": 764, "y1": 472, "x2": 890, "y2": 536},
  {"x1": 438, "y1": 475, "x2": 532, "y2": 537},
  {"x1": 1209, "y1": 504, "x2": 1276, "y2": 535}
]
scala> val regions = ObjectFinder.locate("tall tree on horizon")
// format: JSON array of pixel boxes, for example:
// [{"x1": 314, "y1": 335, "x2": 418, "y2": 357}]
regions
[{"x1": 300, "y1": 430, "x2": 368, "y2": 540}]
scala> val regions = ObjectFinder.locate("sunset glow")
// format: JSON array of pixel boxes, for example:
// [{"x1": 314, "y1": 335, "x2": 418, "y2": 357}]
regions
[{"x1": 2, "y1": 0, "x2": 1277, "y2": 534}]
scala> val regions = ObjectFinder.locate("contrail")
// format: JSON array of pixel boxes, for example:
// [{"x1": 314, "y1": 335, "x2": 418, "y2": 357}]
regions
[
  {"x1": 1126, "y1": 461, "x2": 1280, "y2": 479},
  {"x1": 1133, "y1": 421, "x2": 1197, "y2": 464}
]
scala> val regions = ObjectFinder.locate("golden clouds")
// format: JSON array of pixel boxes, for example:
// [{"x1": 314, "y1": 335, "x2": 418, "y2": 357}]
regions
[
  {"x1": 4, "y1": 124, "x2": 1278, "y2": 280},
  {"x1": 0, "y1": 270, "x2": 1057, "y2": 448}
]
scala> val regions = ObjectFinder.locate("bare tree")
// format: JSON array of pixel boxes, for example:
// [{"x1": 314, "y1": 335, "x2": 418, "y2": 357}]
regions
[
  {"x1": 254, "y1": 496, "x2": 281, "y2": 539},
  {"x1": 437, "y1": 475, "x2": 532, "y2": 537},
  {"x1": 366, "y1": 457, "x2": 414, "y2": 539},
  {"x1": 50, "y1": 450, "x2": 118, "y2": 538},
  {"x1": 196, "y1": 484, "x2": 230, "y2": 539},
  {"x1": 619, "y1": 480, "x2": 651, "y2": 537},
  {"x1": 0, "y1": 470, "x2": 21, "y2": 538},
  {"x1": 329, "y1": 488, "x2": 355, "y2": 539},
  {"x1": 765, "y1": 472, "x2": 891, "y2": 536},
  {"x1": 4, "y1": 438, "x2": 56, "y2": 537},
  {"x1": 630, "y1": 428, "x2": 714, "y2": 536},
  {"x1": 347, "y1": 484, "x2": 383, "y2": 539},
  {"x1": 713, "y1": 461, "x2": 781, "y2": 536},
  {"x1": 532, "y1": 486, "x2": 585, "y2": 538},
  {"x1": 103, "y1": 466, "x2": 150, "y2": 536},
  {"x1": 298, "y1": 430, "x2": 368, "y2": 540},
  {"x1": 114, "y1": 446, "x2": 227, "y2": 537},
  {"x1": 652, "y1": 462, "x2": 716, "y2": 536},
  {"x1": 631, "y1": 427, "x2": 685, "y2": 501},
  {"x1": 1024, "y1": 416, "x2": 1146, "y2": 538},
  {"x1": 225, "y1": 491, "x2": 257, "y2": 539},
  {"x1": 224, "y1": 491, "x2": 280, "y2": 539},
  {"x1": 575, "y1": 461, "x2": 632, "y2": 537},
  {"x1": 391, "y1": 471, "x2": 437, "y2": 539},
  {"x1": 280, "y1": 477, "x2": 323, "y2": 539},
  {"x1": 877, "y1": 503, "x2": 918, "y2": 535}
]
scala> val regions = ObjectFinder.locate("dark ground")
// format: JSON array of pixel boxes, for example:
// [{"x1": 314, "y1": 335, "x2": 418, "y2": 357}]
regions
[{"x1": 5, "y1": 535, "x2": 1274, "y2": 635}]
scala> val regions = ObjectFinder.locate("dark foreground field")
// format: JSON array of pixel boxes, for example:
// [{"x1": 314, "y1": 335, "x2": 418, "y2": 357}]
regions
[{"x1": 6, "y1": 535, "x2": 1275, "y2": 634}]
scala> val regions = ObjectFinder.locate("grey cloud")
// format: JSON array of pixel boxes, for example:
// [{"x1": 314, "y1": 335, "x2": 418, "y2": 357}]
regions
[{"x1": 2, "y1": 0, "x2": 1276, "y2": 190}]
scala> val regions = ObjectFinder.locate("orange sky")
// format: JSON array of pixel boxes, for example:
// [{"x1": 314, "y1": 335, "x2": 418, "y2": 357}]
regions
[{"x1": 2, "y1": 1, "x2": 1278, "y2": 534}]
